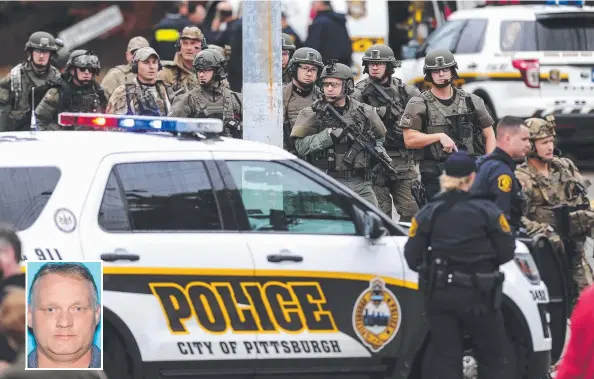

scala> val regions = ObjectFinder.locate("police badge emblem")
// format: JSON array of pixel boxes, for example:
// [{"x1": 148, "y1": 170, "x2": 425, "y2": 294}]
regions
[
  {"x1": 353, "y1": 278, "x2": 402, "y2": 352},
  {"x1": 549, "y1": 69, "x2": 561, "y2": 84}
]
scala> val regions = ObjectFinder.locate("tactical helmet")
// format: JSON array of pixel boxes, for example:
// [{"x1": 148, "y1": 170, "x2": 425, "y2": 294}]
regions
[
  {"x1": 525, "y1": 114, "x2": 557, "y2": 159},
  {"x1": 362, "y1": 44, "x2": 401, "y2": 76},
  {"x1": 288, "y1": 47, "x2": 324, "y2": 73},
  {"x1": 526, "y1": 115, "x2": 557, "y2": 141},
  {"x1": 423, "y1": 49, "x2": 458, "y2": 75},
  {"x1": 206, "y1": 44, "x2": 227, "y2": 60},
  {"x1": 52, "y1": 45, "x2": 71, "y2": 71},
  {"x1": 282, "y1": 33, "x2": 296, "y2": 51},
  {"x1": 318, "y1": 61, "x2": 354, "y2": 95},
  {"x1": 25, "y1": 31, "x2": 59, "y2": 53},
  {"x1": 193, "y1": 49, "x2": 227, "y2": 81},
  {"x1": 66, "y1": 50, "x2": 101, "y2": 75}
]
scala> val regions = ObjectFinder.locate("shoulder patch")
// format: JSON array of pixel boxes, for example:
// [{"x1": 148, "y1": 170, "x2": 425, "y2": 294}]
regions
[
  {"x1": 498, "y1": 214, "x2": 511, "y2": 233},
  {"x1": 408, "y1": 217, "x2": 418, "y2": 237},
  {"x1": 497, "y1": 174, "x2": 512, "y2": 193}
]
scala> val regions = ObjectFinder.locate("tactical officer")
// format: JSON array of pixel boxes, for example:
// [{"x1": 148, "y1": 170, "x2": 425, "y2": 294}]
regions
[
  {"x1": 101, "y1": 36, "x2": 150, "y2": 101},
  {"x1": 0, "y1": 31, "x2": 60, "y2": 131},
  {"x1": 354, "y1": 44, "x2": 421, "y2": 221},
  {"x1": 400, "y1": 49, "x2": 496, "y2": 201},
  {"x1": 404, "y1": 151, "x2": 514, "y2": 379},
  {"x1": 169, "y1": 49, "x2": 242, "y2": 138},
  {"x1": 157, "y1": 26, "x2": 205, "y2": 97},
  {"x1": 35, "y1": 50, "x2": 107, "y2": 131},
  {"x1": 516, "y1": 116, "x2": 594, "y2": 298},
  {"x1": 282, "y1": 33, "x2": 297, "y2": 85},
  {"x1": 204, "y1": 45, "x2": 231, "y2": 89},
  {"x1": 290, "y1": 62, "x2": 387, "y2": 206},
  {"x1": 106, "y1": 47, "x2": 173, "y2": 116},
  {"x1": 282, "y1": 47, "x2": 324, "y2": 152},
  {"x1": 472, "y1": 116, "x2": 531, "y2": 236}
]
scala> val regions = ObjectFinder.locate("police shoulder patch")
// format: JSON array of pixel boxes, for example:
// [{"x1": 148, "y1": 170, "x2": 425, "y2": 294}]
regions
[
  {"x1": 498, "y1": 214, "x2": 511, "y2": 233},
  {"x1": 408, "y1": 217, "x2": 418, "y2": 237},
  {"x1": 497, "y1": 174, "x2": 512, "y2": 193}
]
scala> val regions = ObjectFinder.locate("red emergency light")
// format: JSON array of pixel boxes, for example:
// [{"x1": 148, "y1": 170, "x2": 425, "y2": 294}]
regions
[{"x1": 58, "y1": 114, "x2": 120, "y2": 129}]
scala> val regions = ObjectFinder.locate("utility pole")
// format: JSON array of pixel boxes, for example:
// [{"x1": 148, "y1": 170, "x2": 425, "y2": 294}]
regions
[{"x1": 242, "y1": 0, "x2": 283, "y2": 147}]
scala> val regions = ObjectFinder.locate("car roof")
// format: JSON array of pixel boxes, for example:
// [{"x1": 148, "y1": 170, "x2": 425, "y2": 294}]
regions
[
  {"x1": 0, "y1": 131, "x2": 295, "y2": 163},
  {"x1": 449, "y1": 5, "x2": 594, "y2": 21}
]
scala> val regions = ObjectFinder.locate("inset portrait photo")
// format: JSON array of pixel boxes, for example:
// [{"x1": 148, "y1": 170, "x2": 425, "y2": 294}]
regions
[{"x1": 25, "y1": 261, "x2": 103, "y2": 370}]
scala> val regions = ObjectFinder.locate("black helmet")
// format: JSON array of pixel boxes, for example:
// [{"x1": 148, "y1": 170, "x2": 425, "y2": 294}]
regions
[
  {"x1": 288, "y1": 47, "x2": 324, "y2": 72},
  {"x1": 281, "y1": 33, "x2": 296, "y2": 51},
  {"x1": 25, "y1": 31, "x2": 59, "y2": 53},
  {"x1": 66, "y1": 50, "x2": 101, "y2": 74},
  {"x1": 318, "y1": 61, "x2": 354, "y2": 95},
  {"x1": 193, "y1": 49, "x2": 227, "y2": 81},
  {"x1": 362, "y1": 44, "x2": 400, "y2": 76},
  {"x1": 423, "y1": 49, "x2": 457, "y2": 75}
]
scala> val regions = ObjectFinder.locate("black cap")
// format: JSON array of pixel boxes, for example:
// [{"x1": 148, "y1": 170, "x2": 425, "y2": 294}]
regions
[{"x1": 443, "y1": 151, "x2": 477, "y2": 178}]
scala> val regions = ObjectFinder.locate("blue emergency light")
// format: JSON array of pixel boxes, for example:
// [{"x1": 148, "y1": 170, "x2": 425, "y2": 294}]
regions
[
  {"x1": 57, "y1": 113, "x2": 224, "y2": 134},
  {"x1": 545, "y1": 0, "x2": 585, "y2": 5}
]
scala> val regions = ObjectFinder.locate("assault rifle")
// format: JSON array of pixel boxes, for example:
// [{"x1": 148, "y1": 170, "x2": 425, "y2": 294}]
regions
[
  {"x1": 319, "y1": 102, "x2": 401, "y2": 180},
  {"x1": 362, "y1": 80, "x2": 406, "y2": 148}
]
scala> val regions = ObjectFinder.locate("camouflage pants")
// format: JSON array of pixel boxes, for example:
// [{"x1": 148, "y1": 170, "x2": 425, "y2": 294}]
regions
[
  {"x1": 338, "y1": 177, "x2": 379, "y2": 208},
  {"x1": 373, "y1": 178, "x2": 419, "y2": 222}
]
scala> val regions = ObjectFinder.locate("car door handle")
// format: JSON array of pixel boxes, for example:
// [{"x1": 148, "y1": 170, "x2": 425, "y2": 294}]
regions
[
  {"x1": 267, "y1": 254, "x2": 303, "y2": 263},
  {"x1": 100, "y1": 252, "x2": 140, "y2": 262},
  {"x1": 467, "y1": 62, "x2": 478, "y2": 70}
]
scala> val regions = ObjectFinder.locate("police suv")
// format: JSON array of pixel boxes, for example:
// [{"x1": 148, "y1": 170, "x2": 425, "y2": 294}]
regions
[
  {"x1": 2, "y1": 114, "x2": 550, "y2": 379},
  {"x1": 396, "y1": 4, "x2": 594, "y2": 157}
]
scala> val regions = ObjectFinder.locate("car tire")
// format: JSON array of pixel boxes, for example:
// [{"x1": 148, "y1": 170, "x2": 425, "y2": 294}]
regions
[
  {"x1": 419, "y1": 309, "x2": 530, "y2": 379},
  {"x1": 104, "y1": 322, "x2": 136, "y2": 379}
]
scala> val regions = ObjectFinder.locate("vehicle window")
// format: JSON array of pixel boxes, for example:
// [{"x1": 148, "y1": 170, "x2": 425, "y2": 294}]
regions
[
  {"x1": 0, "y1": 167, "x2": 61, "y2": 231},
  {"x1": 225, "y1": 160, "x2": 357, "y2": 235},
  {"x1": 536, "y1": 18, "x2": 594, "y2": 51},
  {"x1": 501, "y1": 19, "x2": 594, "y2": 51},
  {"x1": 98, "y1": 161, "x2": 221, "y2": 231},
  {"x1": 455, "y1": 19, "x2": 487, "y2": 54},
  {"x1": 424, "y1": 20, "x2": 466, "y2": 53}
]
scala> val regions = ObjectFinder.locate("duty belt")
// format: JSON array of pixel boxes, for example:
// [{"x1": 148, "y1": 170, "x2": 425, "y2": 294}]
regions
[
  {"x1": 328, "y1": 168, "x2": 369, "y2": 180},
  {"x1": 446, "y1": 271, "x2": 500, "y2": 290}
]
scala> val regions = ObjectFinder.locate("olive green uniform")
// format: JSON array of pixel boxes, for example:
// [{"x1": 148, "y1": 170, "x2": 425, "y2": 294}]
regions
[
  {"x1": 354, "y1": 77, "x2": 421, "y2": 220},
  {"x1": 169, "y1": 84, "x2": 242, "y2": 137},
  {"x1": 283, "y1": 82, "x2": 320, "y2": 150},
  {"x1": 0, "y1": 63, "x2": 60, "y2": 131},
  {"x1": 290, "y1": 98, "x2": 387, "y2": 206},
  {"x1": 34, "y1": 80, "x2": 107, "y2": 131},
  {"x1": 400, "y1": 88, "x2": 493, "y2": 199}
]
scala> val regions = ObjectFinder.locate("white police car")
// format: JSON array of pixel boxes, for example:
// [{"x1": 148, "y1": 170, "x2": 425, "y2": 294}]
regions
[
  {"x1": 396, "y1": 3, "x2": 594, "y2": 157},
  {"x1": 1, "y1": 114, "x2": 551, "y2": 379}
]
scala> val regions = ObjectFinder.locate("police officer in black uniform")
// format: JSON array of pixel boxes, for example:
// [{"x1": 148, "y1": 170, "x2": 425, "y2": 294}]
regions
[
  {"x1": 404, "y1": 151, "x2": 515, "y2": 379},
  {"x1": 472, "y1": 116, "x2": 531, "y2": 237}
]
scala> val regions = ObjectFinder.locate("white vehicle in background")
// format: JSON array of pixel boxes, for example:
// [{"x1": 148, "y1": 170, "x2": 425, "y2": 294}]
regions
[{"x1": 396, "y1": 4, "x2": 594, "y2": 158}]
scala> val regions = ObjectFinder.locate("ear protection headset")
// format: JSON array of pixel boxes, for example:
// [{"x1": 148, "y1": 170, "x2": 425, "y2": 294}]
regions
[{"x1": 131, "y1": 48, "x2": 163, "y2": 74}]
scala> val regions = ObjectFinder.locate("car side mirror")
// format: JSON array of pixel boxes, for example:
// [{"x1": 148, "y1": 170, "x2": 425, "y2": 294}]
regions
[{"x1": 363, "y1": 211, "x2": 387, "y2": 240}]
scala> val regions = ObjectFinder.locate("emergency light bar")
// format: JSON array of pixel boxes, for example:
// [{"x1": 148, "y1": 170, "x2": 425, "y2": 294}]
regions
[{"x1": 57, "y1": 113, "x2": 224, "y2": 134}]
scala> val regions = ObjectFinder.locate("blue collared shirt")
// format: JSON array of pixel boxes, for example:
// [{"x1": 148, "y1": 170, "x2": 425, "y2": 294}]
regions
[{"x1": 27, "y1": 344, "x2": 101, "y2": 368}]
